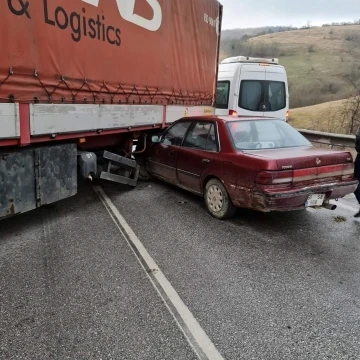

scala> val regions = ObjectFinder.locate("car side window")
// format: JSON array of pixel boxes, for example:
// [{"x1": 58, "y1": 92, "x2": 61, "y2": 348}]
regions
[
  {"x1": 162, "y1": 121, "x2": 191, "y2": 146},
  {"x1": 183, "y1": 121, "x2": 218, "y2": 152}
]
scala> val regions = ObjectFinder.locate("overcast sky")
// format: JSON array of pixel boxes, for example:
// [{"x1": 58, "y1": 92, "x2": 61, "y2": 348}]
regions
[{"x1": 220, "y1": 0, "x2": 360, "y2": 29}]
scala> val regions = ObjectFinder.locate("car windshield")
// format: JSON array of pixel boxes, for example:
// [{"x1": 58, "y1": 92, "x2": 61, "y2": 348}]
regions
[{"x1": 227, "y1": 119, "x2": 312, "y2": 150}]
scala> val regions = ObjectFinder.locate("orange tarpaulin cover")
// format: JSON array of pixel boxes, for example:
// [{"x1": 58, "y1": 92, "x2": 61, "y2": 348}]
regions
[{"x1": 0, "y1": 0, "x2": 221, "y2": 105}]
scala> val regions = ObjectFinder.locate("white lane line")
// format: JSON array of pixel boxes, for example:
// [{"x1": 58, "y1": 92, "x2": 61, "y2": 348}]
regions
[{"x1": 94, "y1": 186, "x2": 224, "y2": 360}]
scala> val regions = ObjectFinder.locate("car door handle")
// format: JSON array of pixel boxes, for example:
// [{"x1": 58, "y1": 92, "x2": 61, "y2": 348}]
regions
[{"x1": 202, "y1": 159, "x2": 211, "y2": 163}]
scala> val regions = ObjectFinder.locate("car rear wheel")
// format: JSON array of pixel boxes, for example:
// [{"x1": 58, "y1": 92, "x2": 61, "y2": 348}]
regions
[{"x1": 205, "y1": 179, "x2": 236, "y2": 219}]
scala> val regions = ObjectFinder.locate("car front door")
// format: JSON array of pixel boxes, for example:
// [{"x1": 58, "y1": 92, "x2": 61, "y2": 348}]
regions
[
  {"x1": 176, "y1": 121, "x2": 219, "y2": 194},
  {"x1": 147, "y1": 120, "x2": 191, "y2": 183}
]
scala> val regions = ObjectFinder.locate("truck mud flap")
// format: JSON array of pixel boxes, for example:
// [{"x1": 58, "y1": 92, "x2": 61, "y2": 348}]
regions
[{"x1": 98, "y1": 151, "x2": 139, "y2": 187}]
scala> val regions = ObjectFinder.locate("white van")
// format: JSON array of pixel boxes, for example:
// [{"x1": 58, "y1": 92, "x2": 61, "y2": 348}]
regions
[{"x1": 215, "y1": 56, "x2": 289, "y2": 121}]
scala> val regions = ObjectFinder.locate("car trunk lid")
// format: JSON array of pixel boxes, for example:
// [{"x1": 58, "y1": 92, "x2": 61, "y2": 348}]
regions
[
  {"x1": 245, "y1": 146, "x2": 355, "y2": 187},
  {"x1": 243, "y1": 146, "x2": 353, "y2": 170}
]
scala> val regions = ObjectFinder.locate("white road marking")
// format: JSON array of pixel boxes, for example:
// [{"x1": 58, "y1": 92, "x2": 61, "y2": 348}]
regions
[{"x1": 94, "y1": 186, "x2": 225, "y2": 360}]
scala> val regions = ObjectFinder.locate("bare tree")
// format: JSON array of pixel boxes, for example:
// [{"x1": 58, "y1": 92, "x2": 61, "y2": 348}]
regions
[
  {"x1": 341, "y1": 76, "x2": 360, "y2": 134},
  {"x1": 341, "y1": 94, "x2": 360, "y2": 134}
]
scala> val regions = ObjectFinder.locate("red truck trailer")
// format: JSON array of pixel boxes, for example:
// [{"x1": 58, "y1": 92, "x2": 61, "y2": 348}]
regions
[{"x1": 0, "y1": 0, "x2": 222, "y2": 219}]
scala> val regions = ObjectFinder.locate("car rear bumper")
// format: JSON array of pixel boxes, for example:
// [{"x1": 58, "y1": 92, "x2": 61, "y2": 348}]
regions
[{"x1": 233, "y1": 180, "x2": 359, "y2": 212}]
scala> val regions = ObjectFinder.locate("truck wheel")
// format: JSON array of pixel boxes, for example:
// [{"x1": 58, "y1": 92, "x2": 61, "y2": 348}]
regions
[{"x1": 205, "y1": 179, "x2": 236, "y2": 219}]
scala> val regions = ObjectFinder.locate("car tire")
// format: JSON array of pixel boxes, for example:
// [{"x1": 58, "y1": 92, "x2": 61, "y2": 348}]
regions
[
  {"x1": 205, "y1": 178, "x2": 236, "y2": 220},
  {"x1": 138, "y1": 163, "x2": 153, "y2": 182},
  {"x1": 134, "y1": 155, "x2": 153, "y2": 182}
]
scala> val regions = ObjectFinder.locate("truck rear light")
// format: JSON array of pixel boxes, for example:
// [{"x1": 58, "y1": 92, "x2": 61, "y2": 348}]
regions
[
  {"x1": 229, "y1": 110, "x2": 237, "y2": 116},
  {"x1": 256, "y1": 170, "x2": 293, "y2": 185},
  {"x1": 286, "y1": 111, "x2": 289, "y2": 122}
]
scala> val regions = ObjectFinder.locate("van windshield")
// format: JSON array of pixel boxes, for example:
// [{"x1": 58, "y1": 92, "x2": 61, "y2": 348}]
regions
[
  {"x1": 227, "y1": 119, "x2": 311, "y2": 150},
  {"x1": 216, "y1": 81, "x2": 230, "y2": 109},
  {"x1": 239, "y1": 80, "x2": 286, "y2": 112}
]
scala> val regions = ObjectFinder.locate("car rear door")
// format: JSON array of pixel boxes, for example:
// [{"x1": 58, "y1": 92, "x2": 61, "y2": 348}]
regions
[
  {"x1": 147, "y1": 120, "x2": 191, "y2": 183},
  {"x1": 176, "y1": 121, "x2": 219, "y2": 194}
]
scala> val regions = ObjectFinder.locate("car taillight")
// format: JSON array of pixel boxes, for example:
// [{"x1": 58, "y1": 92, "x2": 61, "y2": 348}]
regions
[
  {"x1": 255, "y1": 170, "x2": 293, "y2": 185},
  {"x1": 341, "y1": 163, "x2": 354, "y2": 180},
  {"x1": 286, "y1": 111, "x2": 289, "y2": 122},
  {"x1": 312, "y1": 163, "x2": 354, "y2": 179},
  {"x1": 256, "y1": 163, "x2": 354, "y2": 185},
  {"x1": 342, "y1": 163, "x2": 354, "y2": 173},
  {"x1": 229, "y1": 110, "x2": 237, "y2": 116}
]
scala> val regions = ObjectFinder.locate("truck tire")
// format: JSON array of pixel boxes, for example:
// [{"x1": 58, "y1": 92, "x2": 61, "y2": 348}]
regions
[{"x1": 205, "y1": 178, "x2": 236, "y2": 220}]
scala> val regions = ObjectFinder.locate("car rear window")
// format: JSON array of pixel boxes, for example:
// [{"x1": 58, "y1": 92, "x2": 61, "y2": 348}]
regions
[
  {"x1": 227, "y1": 119, "x2": 311, "y2": 150},
  {"x1": 216, "y1": 81, "x2": 230, "y2": 109},
  {"x1": 239, "y1": 80, "x2": 286, "y2": 112}
]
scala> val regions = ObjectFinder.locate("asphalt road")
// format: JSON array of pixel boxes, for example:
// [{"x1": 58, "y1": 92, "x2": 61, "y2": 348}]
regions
[{"x1": 1, "y1": 179, "x2": 359, "y2": 360}]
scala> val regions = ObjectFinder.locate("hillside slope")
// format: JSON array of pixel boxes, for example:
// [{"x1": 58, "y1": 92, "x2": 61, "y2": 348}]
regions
[
  {"x1": 289, "y1": 99, "x2": 346, "y2": 131},
  {"x1": 221, "y1": 26, "x2": 296, "y2": 40},
  {"x1": 220, "y1": 25, "x2": 360, "y2": 109},
  {"x1": 289, "y1": 97, "x2": 360, "y2": 135}
]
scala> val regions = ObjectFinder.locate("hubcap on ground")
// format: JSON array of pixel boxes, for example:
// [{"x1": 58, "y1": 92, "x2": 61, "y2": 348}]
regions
[{"x1": 207, "y1": 185, "x2": 223, "y2": 212}]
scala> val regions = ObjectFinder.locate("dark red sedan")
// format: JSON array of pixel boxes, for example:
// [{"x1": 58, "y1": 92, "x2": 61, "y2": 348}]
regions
[{"x1": 146, "y1": 116, "x2": 358, "y2": 219}]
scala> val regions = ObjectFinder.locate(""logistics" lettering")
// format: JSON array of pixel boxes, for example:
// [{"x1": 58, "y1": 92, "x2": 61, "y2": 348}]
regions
[
  {"x1": 43, "y1": 0, "x2": 121, "y2": 46},
  {"x1": 7, "y1": 0, "x2": 122, "y2": 47}
]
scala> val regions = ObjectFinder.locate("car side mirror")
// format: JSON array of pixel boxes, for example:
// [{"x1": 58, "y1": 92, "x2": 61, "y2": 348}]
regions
[{"x1": 151, "y1": 135, "x2": 161, "y2": 143}]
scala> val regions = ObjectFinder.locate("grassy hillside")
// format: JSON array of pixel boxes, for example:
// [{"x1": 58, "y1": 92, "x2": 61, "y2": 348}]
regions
[
  {"x1": 289, "y1": 99, "x2": 346, "y2": 131},
  {"x1": 221, "y1": 26, "x2": 296, "y2": 40},
  {"x1": 220, "y1": 25, "x2": 360, "y2": 111},
  {"x1": 289, "y1": 97, "x2": 360, "y2": 135}
]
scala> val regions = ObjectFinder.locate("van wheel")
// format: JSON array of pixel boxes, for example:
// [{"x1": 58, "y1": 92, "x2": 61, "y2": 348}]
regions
[{"x1": 205, "y1": 179, "x2": 236, "y2": 219}]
